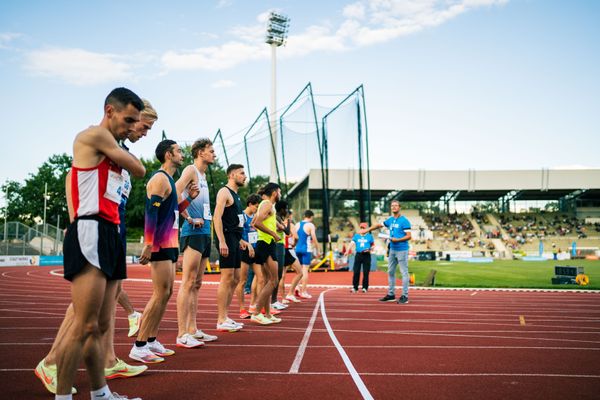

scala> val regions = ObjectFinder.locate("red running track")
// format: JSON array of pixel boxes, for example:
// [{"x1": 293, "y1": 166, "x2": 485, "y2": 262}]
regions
[{"x1": 0, "y1": 265, "x2": 599, "y2": 399}]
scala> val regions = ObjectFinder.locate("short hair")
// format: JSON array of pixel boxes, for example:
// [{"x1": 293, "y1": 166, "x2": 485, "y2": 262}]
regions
[
  {"x1": 191, "y1": 138, "x2": 213, "y2": 159},
  {"x1": 304, "y1": 210, "x2": 314, "y2": 218},
  {"x1": 390, "y1": 200, "x2": 401, "y2": 207},
  {"x1": 258, "y1": 182, "x2": 280, "y2": 197},
  {"x1": 140, "y1": 99, "x2": 158, "y2": 121},
  {"x1": 246, "y1": 193, "x2": 261, "y2": 206},
  {"x1": 226, "y1": 164, "x2": 244, "y2": 175},
  {"x1": 155, "y1": 139, "x2": 177, "y2": 163},
  {"x1": 105, "y1": 87, "x2": 144, "y2": 112},
  {"x1": 275, "y1": 200, "x2": 289, "y2": 214}
]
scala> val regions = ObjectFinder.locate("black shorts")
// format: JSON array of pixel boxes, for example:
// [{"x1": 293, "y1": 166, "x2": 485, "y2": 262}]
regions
[
  {"x1": 216, "y1": 233, "x2": 241, "y2": 269},
  {"x1": 284, "y1": 249, "x2": 298, "y2": 266},
  {"x1": 241, "y1": 246, "x2": 255, "y2": 265},
  {"x1": 63, "y1": 216, "x2": 126, "y2": 282},
  {"x1": 151, "y1": 248, "x2": 179, "y2": 263},
  {"x1": 254, "y1": 240, "x2": 277, "y2": 265},
  {"x1": 180, "y1": 234, "x2": 211, "y2": 257}
]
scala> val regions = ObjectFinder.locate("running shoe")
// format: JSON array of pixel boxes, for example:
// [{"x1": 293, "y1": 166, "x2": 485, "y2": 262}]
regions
[
  {"x1": 269, "y1": 307, "x2": 281, "y2": 315},
  {"x1": 176, "y1": 333, "x2": 205, "y2": 349},
  {"x1": 148, "y1": 339, "x2": 175, "y2": 357},
  {"x1": 271, "y1": 301, "x2": 287, "y2": 310},
  {"x1": 104, "y1": 358, "x2": 148, "y2": 379},
  {"x1": 299, "y1": 291, "x2": 313, "y2": 299},
  {"x1": 192, "y1": 329, "x2": 218, "y2": 342},
  {"x1": 226, "y1": 317, "x2": 244, "y2": 327},
  {"x1": 248, "y1": 304, "x2": 257, "y2": 313},
  {"x1": 397, "y1": 295, "x2": 409, "y2": 304},
  {"x1": 268, "y1": 315, "x2": 282, "y2": 323},
  {"x1": 239, "y1": 309, "x2": 251, "y2": 319},
  {"x1": 108, "y1": 393, "x2": 141, "y2": 400},
  {"x1": 127, "y1": 311, "x2": 142, "y2": 337},
  {"x1": 34, "y1": 359, "x2": 77, "y2": 394},
  {"x1": 350, "y1": 288, "x2": 357, "y2": 293},
  {"x1": 362, "y1": 288, "x2": 368, "y2": 293},
  {"x1": 251, "y1": 313, "x2": 274, "y2": 325},
  {"x1": 379, "y1": 294, "x2": 396, "y2": 302},
  {"x1": 281, "y1": 298, "x2": 290, "y2": 304},
  {"x1": 129, "y1": 344, "x2": 164, "y2": 364},
  {"x1": 216, "y1": 320, "x2": 242, "y2": 332},
  {"x1": 285, "y1": 294, "x2": 301, "y2": 303}
]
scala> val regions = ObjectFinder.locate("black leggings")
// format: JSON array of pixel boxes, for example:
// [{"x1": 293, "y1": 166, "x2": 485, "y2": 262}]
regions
[
  {"x1": 352, "y1": 252, "x2": 371, "y2": 290},
  {"x1": 271, "y1": 243, "x2": 285, "y2": 303}
]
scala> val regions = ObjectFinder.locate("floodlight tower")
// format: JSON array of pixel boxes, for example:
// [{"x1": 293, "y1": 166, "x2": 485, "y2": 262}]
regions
[{"x1": 265, "y1": 11, "x2": 290, "y2": 183}]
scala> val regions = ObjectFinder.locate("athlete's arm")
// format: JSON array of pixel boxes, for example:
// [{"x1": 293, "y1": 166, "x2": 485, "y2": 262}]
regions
[
  {"x1": 364, "y1": 222, "x2": 384, "y2": 234},
  {"x1": 92, "y1": 128, "x2": 146, "y2": 177},
  {"x1": 345, "y1": 240, "x2": 356, "y2": 255},
  {"x1": 65, "y1": 170, "x2": 74, "y2": 223},
  {"x1": 253, "y1": 203, "x2": 280, "y2": 242},
  {"x1": 391, "y1": 230, "x2": 412, "y2": 243},
  {"x1": 139, "y1": 174, "x2": 168, "y2": 264},
  {"x1": 213, "y1": 187, "x2": 231, "y2": 257},
  {"x1": 177, "y1": 181, "x2": 199, "y2": 213},
  {"x1": 309, "y1": 223, "x2": 321, "y2": 256}
]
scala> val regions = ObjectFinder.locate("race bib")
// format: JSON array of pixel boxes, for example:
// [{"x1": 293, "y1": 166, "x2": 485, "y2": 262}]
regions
[
  {"x1": 173, "y1": 210, "x2": 179, "y2": 229},
  {"x1": 238, "y1": 214, "x2": 244, "y2": 228},
  {"x1": 248, "y1": 231, "x2": 258, "y2": 244},
  {"x1": 307, "y1": 237, "x2": 313, "y2": 252},
  {"x1": 104, "y1": 170, "x2": 124, "y2": 203},
  {"x1": 121, "y1": 170, "x2": 131, "y2": 198},
  {"x1": 203, "y1": 203, "x2": 212, "y2": 221}
]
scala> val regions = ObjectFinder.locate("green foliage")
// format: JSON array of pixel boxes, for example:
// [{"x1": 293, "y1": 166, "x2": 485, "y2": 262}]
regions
[{"x1": 1, "y1": 153, "x2": 71, "y2": 227}]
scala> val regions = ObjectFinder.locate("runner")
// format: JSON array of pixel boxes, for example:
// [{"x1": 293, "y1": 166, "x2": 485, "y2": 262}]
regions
[
  {"x1": 213, "y1": 164, "x2": 247, "y2": 331},
  {"x1": 55, "y1": 87, "x2": 146, "y2": 400},
  {"x1": 250, "y1": 183, "x2": 283, "y2": 325},
  {"x1": 279, "y1": 208, "x2": 303, "y2": 304},
  {"x1": 271, "y1": 201, "x2": 292, "y2": 310},
  {"x1": 175, "y1": 138, "x2": 218, "y2": 348},
  {"x1": 235, "y1": 193, "x2": 261, "y2": 319},
  {"x1": 129, "y1": 140, "x2": 199, "y2": 362},
  {"x1": 34, "y1": 100, "x2": 157, "y2": 395},
  {"x1": 294, "y1": 210, "x2": 321, "y2": 299}
]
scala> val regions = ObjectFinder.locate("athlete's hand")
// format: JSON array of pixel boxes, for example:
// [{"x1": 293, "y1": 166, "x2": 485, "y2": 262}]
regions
[
  {"x1": 272, "y1": 233, "x2": 281, "y2": 242},
  {"x1": 139, "y1": 245, "x2": 152, "y2": 265},
  {"x1": 219, "y1": 241, "x2": 229, "y2": 257},
  {"x1": 248, "y1": 246, "x2": 255, "y2": 258},
  {"x1": 240, "y1": 240, "x2": 248, "y2": 250},
  {"x1": 192, "y1": 218, "x2": 204, "y2": 228},
  {"x1": 187, "y1": 182, "x2": 200, "y2": 199}
]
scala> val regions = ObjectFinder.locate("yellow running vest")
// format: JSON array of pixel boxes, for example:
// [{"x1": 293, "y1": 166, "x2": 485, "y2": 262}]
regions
[{"x1": 257, "y1": 200, "x2": 276, "y2": 244}]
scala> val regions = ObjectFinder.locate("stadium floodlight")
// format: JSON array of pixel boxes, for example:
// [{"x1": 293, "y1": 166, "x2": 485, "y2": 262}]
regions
[{"x1": 265, "y1": 11, "x2": 290, "y2": 182}]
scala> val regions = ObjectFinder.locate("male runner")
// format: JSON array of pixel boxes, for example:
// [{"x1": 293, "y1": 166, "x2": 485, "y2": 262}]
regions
[
  {"x1": 35, "y1": 100, "x2": 157, "y2": 395},
  {"x1": 278, "y1": 208, "x2": 303, "y2": 304},
  {"x1": 213, "y1": 164, "x2": 247, "y2": 331},
  {"x1": 294, "y1": 210, "x2": 321, "y2": 299},
  {"x1": 129, "y1": 140, "x2": 199, "y2": 362},
  {"x1": 271, "y1": 201, "x2": 291, "y2": 310},
  {"x1": 364, "y1": 200, "x2": 412, "y2": 304},
  {"x1": 235, "y1": 193, "x2": 261, "y2": 319},
  {"x1": 55, "y1": 87, "x2": 146, "y2": 400},
  {"x1": 175, "y1": 138, "x2": 218, "y2": 348},
  {"x1": 251, "y1": 183, "x2": 283, "y2": 325}
]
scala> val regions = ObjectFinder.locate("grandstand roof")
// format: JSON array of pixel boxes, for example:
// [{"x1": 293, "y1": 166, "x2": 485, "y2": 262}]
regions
[{"x1": 287, "y1": 169, "x2": 600, "y2": 203}]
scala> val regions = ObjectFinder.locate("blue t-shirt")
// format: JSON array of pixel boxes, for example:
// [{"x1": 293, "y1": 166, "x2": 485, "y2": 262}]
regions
[
  {"x1": 383, "y1": 215, "x2": 411, "y2": 251},
  {"x1": 352, "y1": 233, "x2": 374, "y2": 253}
]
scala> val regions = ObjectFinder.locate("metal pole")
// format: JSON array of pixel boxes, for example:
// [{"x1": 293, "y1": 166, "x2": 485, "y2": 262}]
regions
[
  {"x1": 55, "y1": 214, "x2": 60, "y2": 255},
  {"x1": 270, "y1": 43, "x2": 278, "y2": 183},
  {"x1": 41, "y1": 182, "x2": 47, "y2": 255},
  {"x1": 4, "y1": 184, "x2": 8, "y2": 254}
]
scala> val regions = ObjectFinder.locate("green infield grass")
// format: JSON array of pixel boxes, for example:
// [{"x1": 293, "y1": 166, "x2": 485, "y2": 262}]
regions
[{"x1": 377, "y1": 259, "x2": 600, "y2": 290}]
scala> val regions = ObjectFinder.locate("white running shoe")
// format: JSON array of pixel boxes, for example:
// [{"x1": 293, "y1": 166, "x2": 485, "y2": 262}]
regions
[
  {"x1": 108, "y1": 392, "x2": 141, "y2": 400},
  {"x1": 147, "y1": 340, "x2": 174, "y2": 357},
  {"x1": 176, "y1": 333, "x2": 205, "y2": 349},
  {"x1": 216, "y1": 320, "x2": 242, "y2": 332},
  {"x1": 285, "y1": 294, "x2": 301, "y2": 303},
  {"x1": 226, "y1": 317, "x2": 244, "y2": 327},
  {"x1": 192, "y1": 329, "x2": 218, "y2": 342},
  {"x1": 271, "y1": 301, "x2": 287, "y2": 310},
  {"x1": 129, "y1": 344, "x2": 164, "y2": 364}
]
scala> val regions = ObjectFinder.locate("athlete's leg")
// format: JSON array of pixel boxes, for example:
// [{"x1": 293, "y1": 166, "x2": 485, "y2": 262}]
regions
[
  {"x1": 44, "y1": 303, "x2": 74, "y2": 365},
  {"x1": 286, "y1": 260, "x2": 303, "y2": 297},
  {"x1": 176, "y1": 246, "x2": 202, "y2": 337},
  {"x1": 255, "y1": 256, "x2": 278, "y2": 318},
  {"x1": 236, "y1": 262, "x2": 250, "y2": 311},
  {"x1": 137, "y1": 260, "x2": 175, "y2": 341},
  {"x1": 216, "y1": 268, "x2": 239, "y2": 324},
  {"x1": 188, "y1": 256, "x2": 208, "y2": 334},
  {"x1": 56, "y1": 264, "x2": 112, "y2": 395}
]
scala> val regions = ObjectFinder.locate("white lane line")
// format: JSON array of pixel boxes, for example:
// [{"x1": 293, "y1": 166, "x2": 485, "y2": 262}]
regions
[
  {"x1": 321, "y1": 290, "x2": 374, "y2": 400},
  {"x1": 289, "y1": 289, "x2": 328, "y2": 373},
  {"x1": 471, "y1": 292, "x2": 478, "y2": 296}
]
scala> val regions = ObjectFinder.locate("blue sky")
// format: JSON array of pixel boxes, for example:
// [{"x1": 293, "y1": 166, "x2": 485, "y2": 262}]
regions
[{"x1": 1, "y1": 0, "x2": 599, "y2": 194}]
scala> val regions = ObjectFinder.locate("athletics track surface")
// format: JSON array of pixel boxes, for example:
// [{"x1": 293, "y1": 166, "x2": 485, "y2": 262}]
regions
[{"x1": 0, "y1": 265, "x2": 599, "y2": 399}]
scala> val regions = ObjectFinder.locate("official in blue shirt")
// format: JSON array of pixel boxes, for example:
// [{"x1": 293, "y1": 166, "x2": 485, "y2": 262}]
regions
[
  {"x1": 364, "y1": 200, "x2": 412, "y2": 304},
  {"x1": 347, "y1": 222, "x2": 375, "y2": 293}
]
